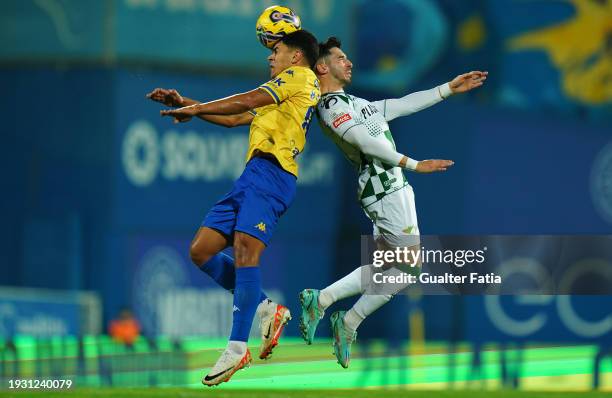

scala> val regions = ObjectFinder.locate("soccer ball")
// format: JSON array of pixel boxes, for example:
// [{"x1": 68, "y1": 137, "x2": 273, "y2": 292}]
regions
[{"x1": 256, "y1": 5, "x2": 302, "y2": 49}]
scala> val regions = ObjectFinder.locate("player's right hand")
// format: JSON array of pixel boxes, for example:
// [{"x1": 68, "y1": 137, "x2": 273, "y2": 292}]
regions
[
  {"x1": 146, "y1": 88, "x2": 184, "y2": 107},
  {"x1": 415, "y1": 159, "x2": 454, "y2": 173}
]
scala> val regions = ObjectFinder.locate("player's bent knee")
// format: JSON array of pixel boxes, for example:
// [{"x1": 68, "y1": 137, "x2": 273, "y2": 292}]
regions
[{"x1": 189, "y1": 244, "x2": 213, "y2": 267}]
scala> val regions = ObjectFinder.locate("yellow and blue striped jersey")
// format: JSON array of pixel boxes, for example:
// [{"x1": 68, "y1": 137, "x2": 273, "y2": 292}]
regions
[{"x1": 247, "y1": 66, "x2": 320, "y2": 177}]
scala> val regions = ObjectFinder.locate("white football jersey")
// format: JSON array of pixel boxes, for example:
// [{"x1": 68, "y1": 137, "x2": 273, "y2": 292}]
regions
[{"x1": 316, "y1": 91, "x2": 408, "y2": 208}]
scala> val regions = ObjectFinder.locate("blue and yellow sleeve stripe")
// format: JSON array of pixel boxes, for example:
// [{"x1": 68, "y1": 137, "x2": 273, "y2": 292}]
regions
[{"x1": 259, "y1": 85, "x2": 281, "y2": 104}]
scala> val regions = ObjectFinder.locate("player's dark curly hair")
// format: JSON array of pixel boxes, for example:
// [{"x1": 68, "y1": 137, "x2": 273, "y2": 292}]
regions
[
  {"x1": 318, "y1": 37, "x2": 342, "y2": 60},
  {"x1": 281, "y1": 30, "x2": 319, "y2": 69}
]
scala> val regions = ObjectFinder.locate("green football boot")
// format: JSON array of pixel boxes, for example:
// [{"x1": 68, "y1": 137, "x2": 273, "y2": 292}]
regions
[
  {"x1": 330, "y1": 311, "x2": 357, "y2": 368},
  {"x1": 298, "y1": 289, "x2": 324, "y2": 344}
]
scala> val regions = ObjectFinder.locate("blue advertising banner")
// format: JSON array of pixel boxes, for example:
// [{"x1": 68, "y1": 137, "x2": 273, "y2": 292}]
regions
[
  {"x1": 117, "y1": 231, "x2": 341, "y2": 337},
  {"x1": 465, "y1": 296, "x2": 612, "y2": 343},
  {"x1": 0, "y1": 289, "x2": 82, "y2": 337},
  {"x1": 124, "y1": 233, "x2": 305, "y2": 337}
]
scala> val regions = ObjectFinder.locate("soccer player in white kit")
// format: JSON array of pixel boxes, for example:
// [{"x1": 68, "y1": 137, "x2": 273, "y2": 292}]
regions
[{"x1": 299, "y1": 37, "x2": 487, "y2": 368}]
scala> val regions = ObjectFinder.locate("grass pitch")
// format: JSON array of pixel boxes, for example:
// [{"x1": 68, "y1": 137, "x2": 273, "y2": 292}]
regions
[
  {"x1": 1, "y1": 389, "x2": 612, "y2": 398},
  {"x1": 181, "y1": 338, "x2": 611, "y2": 391},
  {"x1": 1, "y1": 339, "x2": 610, "y2": 397}
]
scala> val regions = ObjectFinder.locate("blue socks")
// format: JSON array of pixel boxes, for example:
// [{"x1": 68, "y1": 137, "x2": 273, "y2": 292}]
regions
[
  {"x1": 230, "y1": 267, "x2": 262, "y2": 342},
  {"x1": 199, "y1": 255, "x2": 269, "y2": 342},
  {"x1": 199, "y1": 252, "x2": 236, "y2": 292},
  {"x1": 199, "y1": 253, "x2": 268, "y2": 302}
]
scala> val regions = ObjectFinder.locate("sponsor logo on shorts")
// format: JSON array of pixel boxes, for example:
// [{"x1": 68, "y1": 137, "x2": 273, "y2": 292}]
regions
[
  {"x1": 332, "y1": 113, "x2": 352, "y2": 128},
  {"x1": 255, "y1": 222, "x2": 267, "y2": 233},
  {"x1": 402, "y1": 226, "x2": 416, "y2": 234}
]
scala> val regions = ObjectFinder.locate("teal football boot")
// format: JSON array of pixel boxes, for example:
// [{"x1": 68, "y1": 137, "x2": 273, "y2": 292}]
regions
[
  {"x1": 330, "y1": 311, "x2": 357, "y2": 368},
  {"x1": 298, "y1": 289, "x2": 324, "y2": 344}
]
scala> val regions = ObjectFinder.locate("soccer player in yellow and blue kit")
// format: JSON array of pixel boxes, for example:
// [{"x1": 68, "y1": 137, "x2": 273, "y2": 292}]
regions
[{"x1": 147, "y1": 30, "x2": 320, "y2": 386}]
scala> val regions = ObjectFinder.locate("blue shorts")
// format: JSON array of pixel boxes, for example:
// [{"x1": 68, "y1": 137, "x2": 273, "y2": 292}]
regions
[{"x1": 202, "y1": 156, "x2": 297, "y2": 246}]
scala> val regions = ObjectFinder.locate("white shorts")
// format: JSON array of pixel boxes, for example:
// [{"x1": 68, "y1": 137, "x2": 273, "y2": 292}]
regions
[{"x1": 363, "y1": 185, "x2": 420, "y2": 249}]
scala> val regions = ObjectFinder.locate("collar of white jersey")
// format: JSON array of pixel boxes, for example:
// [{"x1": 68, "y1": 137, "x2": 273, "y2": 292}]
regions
[{"x1": 321, "y1": 90, "x2": 345, "y2": 96}]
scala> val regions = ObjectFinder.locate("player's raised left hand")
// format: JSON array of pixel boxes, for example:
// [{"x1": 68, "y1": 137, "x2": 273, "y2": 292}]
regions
[
  {"x1": 449, "y1": 71, "x2": 488, "y2": 94},
  {"x1": 160, "y1": 106, "x2": 196, "y2": 123}
]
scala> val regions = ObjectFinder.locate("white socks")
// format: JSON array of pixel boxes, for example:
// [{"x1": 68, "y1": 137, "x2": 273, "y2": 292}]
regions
[
  {"x1": 319, "y1": 265, "x2": 371, "y2": 309},
  {"x1": 343, "y1": 294, "x2": 393, "y2": 334},
  {"x1": 317, "y1": 265, "x2": 395, "y2": 335},
  {"x1": 315, "y1": 264, "x2": 402, "y2": 336},
  {"x1": 228, "y1": 340, "x2": 247, "y2": 355}
]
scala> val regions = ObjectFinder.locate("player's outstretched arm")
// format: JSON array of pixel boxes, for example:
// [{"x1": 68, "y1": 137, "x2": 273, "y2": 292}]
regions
[
  {"x1": 196, "y1": 112, "x2": 254, "y2": 128},
  {"x1": 374, "y1": 70, "x2": 488, "y2": 122},
  {"x1": 146, "y1": 88, "x2": 254, "y2": 127},
  {"x1": 343, "y1": 124, "x2": 453, "y2": 173},
  {"x1": 159, "y1": 88, "x2": 275, "y2": 124},
  {"x1": 373, "y1": 85, "x2": 450, "y2": 122}
]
